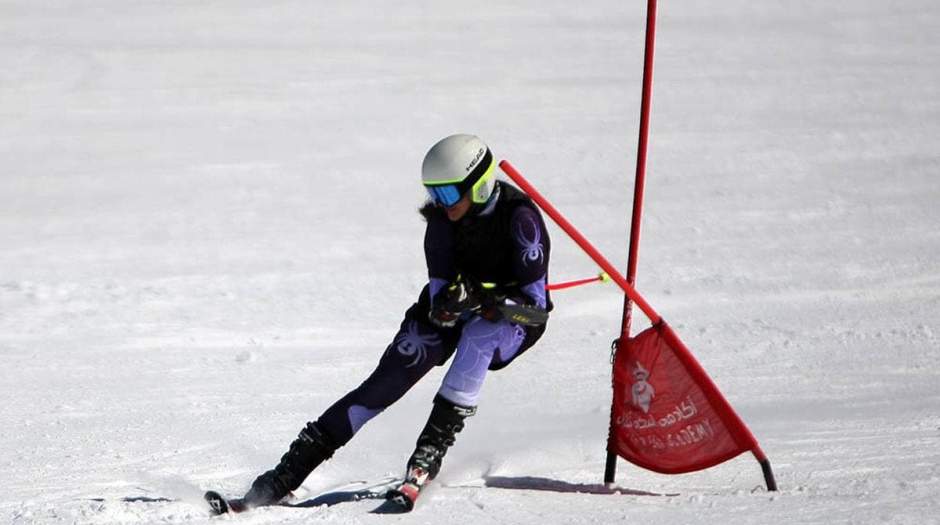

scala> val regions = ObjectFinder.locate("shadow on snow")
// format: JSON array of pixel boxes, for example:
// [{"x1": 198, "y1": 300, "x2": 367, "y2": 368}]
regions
[{"x1": 479, "y1": 476, "x2": 678, "y2": 497}]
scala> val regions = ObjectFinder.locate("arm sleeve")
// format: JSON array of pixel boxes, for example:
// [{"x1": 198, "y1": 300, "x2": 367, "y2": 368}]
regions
[
  {"x1": 509, "y1": 206, "x2": 550, "y2": 308},
  {"x1": 424, "y1": 214, "x2": 457, "y2": 304}
]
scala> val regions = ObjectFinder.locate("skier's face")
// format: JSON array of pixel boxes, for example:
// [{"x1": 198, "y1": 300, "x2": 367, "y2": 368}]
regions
[{"x1": 444, "y1": 193, "x2": 472, "y2": 222}]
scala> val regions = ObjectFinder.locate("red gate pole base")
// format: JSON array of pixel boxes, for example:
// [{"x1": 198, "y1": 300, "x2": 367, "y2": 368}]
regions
[
  {"x1": 604, "y1": 450, "x2": 618, "y2": 486},
  {"x1": 760, "y1": 459, "x2": 778, "y2": 491},
  {"x1": 754, "y1": 449, "x2": 778, "y2": 491}
]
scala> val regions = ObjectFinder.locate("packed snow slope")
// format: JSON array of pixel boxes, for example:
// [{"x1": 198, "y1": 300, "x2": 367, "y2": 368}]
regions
[{"x1": 2, "y1": 1, "x2": 938, "y2": 524}]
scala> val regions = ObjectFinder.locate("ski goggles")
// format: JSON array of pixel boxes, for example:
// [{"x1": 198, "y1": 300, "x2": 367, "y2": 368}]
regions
[
  {"x1": 424, "y1": 152, "x2": 496, "y2": 207},
  {"x1": 425, "y1": 184, "x2": 464, "y2": 207}
]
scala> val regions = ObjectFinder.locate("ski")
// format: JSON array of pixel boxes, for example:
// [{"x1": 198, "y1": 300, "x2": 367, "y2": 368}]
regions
[
  {"x1": 204, "y1": 476, "x2": 401, "y2": 515},
  {"x1": 303, "y1": 476, "x2": 401, "y2": 507}
]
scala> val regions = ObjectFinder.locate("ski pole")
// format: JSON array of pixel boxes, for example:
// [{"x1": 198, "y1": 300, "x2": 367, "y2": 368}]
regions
[{"x1": 546, "y1": 272, "x2": 611, "y2": 291}]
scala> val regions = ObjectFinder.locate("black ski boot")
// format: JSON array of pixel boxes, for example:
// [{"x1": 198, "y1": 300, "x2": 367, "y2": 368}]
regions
[
  {"x1": 387, "y1": 395, "x2": 476, "y2": 510},
  {"x1": 242, "y1": 421, "x2": 336, "y2": 508}
]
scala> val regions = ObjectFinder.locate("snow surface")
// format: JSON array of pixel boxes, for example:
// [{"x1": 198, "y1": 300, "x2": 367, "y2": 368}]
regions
[{"x1": 2, "y1": 1, "x2": 939, "y2": 523}]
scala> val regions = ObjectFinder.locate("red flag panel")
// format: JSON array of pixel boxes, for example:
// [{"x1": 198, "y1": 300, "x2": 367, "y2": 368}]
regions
[{"x1": 610, "y1": 322, "x2": 759, "y2": 474}]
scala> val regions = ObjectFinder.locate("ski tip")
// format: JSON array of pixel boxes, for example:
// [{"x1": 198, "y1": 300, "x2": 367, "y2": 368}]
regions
[
  {"x1": 371, "y1": 494, "x2": 411, "y2": 514},
  {"x1": 205, "y1": 491, "x2": 247, "y2": 515},
  {"x1": 204, "y1": 491, "x2": 230, "y2": 515},
  {"x1": 375, "y1": 486, "x2": 417, "y2": 513}
]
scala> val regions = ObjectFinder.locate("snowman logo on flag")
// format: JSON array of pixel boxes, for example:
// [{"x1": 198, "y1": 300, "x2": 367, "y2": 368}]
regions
[{"x1": 630, "y1": 362, "x2": 655, "y2": 414}]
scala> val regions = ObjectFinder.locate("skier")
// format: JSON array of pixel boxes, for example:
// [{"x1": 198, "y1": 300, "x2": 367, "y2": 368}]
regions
[{"x1": 223, "y1": 134, "x2": 552, "y2": 511}]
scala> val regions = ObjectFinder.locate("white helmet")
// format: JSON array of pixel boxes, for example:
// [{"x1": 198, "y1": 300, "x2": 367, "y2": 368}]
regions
[{"x1": 421, "y1": 134, "x2": 496, "y2": 207}]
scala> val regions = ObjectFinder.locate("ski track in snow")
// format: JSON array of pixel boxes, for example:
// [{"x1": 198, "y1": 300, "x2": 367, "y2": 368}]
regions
[{"x1": 2, "y1": 1, "x2": 939, "y2": 524}]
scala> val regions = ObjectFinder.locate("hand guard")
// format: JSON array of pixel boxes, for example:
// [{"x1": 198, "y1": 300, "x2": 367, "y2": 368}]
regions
[{"x1": 428, "y1": 280, "x2": 481, "y2": 328}]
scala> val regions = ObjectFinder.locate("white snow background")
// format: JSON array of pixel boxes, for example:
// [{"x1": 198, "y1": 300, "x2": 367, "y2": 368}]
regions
[{"x1": 2, "y1": 1, "x2": 939, "y2": 524}]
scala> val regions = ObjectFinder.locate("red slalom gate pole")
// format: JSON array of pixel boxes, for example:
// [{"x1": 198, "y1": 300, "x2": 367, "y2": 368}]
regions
[
  {"x1": 499, "y1": 160, "x2": 662, "y2": 326},
  {"x1": 621, "y1": 0, "x2": 658, "y2": 342},
  {"x1": 608, "y1": 0, "x2": 659, "y2": 485}
]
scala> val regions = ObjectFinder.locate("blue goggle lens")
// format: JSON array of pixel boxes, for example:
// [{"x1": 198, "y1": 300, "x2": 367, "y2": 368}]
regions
[{"x1": 426, "y1": 185, "x2": 462, "y2": 207}]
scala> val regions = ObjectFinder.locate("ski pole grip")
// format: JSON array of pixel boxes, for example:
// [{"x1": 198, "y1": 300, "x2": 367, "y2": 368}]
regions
[{"x1": 499, "y1": 160, "x2": 662, "y2": 325}]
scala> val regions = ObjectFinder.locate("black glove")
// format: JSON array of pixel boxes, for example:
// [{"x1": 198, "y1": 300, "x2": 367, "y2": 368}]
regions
[{"x1": 429, "y1": 279, "x2": 481, "y2": 328}]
